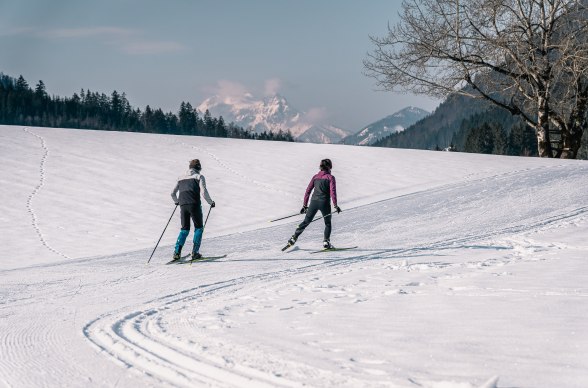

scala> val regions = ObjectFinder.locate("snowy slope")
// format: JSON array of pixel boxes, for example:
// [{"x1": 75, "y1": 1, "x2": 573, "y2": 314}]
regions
[
  {"x1": 197, "y1": 94, "x2": 351, "y2": 143},
  {"x1": 342, "y1": 107, "x2": 429, "y2": 146},
  {"x1": 1, "y1": 125, "x2": 587, "y2": 387}
]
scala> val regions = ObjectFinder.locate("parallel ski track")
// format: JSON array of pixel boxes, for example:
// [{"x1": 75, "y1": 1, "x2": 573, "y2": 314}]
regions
[
  {"x1": 82, "y1": 163, "x2": 588, "y2": 387},
  {"x1": 83, "y1": 267, "x2": 327, "y2": 387}
]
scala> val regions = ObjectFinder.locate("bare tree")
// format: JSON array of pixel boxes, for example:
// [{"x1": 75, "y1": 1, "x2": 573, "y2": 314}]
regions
[{"x1": 364, "y1": 0, "x2": 588, "y2": 158}]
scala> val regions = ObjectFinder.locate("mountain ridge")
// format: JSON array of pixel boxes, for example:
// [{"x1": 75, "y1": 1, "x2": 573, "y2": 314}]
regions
[{"x1": 342, "y1": 106, "x2": 430, "y2": 146}]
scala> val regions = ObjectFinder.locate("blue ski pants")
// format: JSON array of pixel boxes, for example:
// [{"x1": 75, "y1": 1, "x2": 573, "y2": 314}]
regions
[{"x1": 174, "y1": 203, "x2": 204, "y2": 253}]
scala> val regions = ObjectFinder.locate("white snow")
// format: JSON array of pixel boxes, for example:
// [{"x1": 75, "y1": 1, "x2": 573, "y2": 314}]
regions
[{"x1": 1, "y1": 125, "x2": 587, "y2": 387}]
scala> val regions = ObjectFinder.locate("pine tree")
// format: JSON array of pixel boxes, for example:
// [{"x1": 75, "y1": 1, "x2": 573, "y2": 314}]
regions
[
  {"x1": 492, "y1": 124, "x2": 507, "y2": 155},
  {"x1": 34, "y1": 81, "x2": 47, "y2": 99},
  {"x1": 203, "y1": 109, "x2": 214, "y2": 136},
  {"x1": 111, "y1": 90, "x2": 122, "y2": 128},
  {"x1": 465, "y1": 123, "x2": 495, "y2": 154},
  {"x1": 15, "y1": 75, "x2": 29, "y2": 91},
  {"x1": 216, "y1": 116, "x2": 227, "y2": 137}
]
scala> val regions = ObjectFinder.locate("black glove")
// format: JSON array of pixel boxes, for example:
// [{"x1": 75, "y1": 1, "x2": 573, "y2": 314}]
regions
[
  {"x1": 300, "y1": 206, "x2": 308, "y2": 214},
  {"x1": 335, "y1": 206, "x2": 342, "y2": 213},
  {"x1": 174, "y1": 202, "x2": 179, "y2": 206},
  {"x1": 211, "y1": 201, "x2": 216, "y2": 208}
]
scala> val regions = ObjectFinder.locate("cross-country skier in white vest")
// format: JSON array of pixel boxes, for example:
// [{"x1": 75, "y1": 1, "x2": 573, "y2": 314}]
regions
[{"x1": 171, "y1": 159, "x2": 215, "y2": 261}]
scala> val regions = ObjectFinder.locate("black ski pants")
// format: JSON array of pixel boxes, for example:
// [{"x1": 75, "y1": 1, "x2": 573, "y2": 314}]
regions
[
  {"x1": 180, "y1": 203, "x2": 203, "y2": 231},
  {"x1": 294, "y1": 200, "x2": 332, "y2": 241}
]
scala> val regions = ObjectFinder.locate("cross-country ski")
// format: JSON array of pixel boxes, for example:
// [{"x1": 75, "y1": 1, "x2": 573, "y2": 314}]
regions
[
  {"x1": 181, "y1": 254, "x2": 227, "y2": 264},
  {"x1": 166, "y1": 254, "x2": 226, "y2": 265},
  {"x1": 310, "y1": 246, "x2": 358, "y2": 254}
]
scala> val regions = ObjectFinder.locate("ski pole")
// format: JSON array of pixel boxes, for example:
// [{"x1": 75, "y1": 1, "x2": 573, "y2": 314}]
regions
[
  {"x1": 269, "y1": 212, "x2": 301, "y2": 222},
  {"x1": 147, "y1": 205, "x2": 178, "y2": 264},
  {"x1": 203, "y1": 205, "x2": 213, "y2": 228},
  {"x1": 308, "y1": 209, "x2": 341, "y2": 224},
  {"x1": 191, "y1": 205, "x2": 213, "y2": 266}
]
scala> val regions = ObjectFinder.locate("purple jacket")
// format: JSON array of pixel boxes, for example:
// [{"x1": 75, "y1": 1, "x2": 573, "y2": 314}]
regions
[{"x1": 303, "y1": 170, "x2": 337, "y2": 206}]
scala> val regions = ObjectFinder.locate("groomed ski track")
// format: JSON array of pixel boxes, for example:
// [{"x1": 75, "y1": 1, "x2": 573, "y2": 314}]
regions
[{"x1": 2, "y1": 161, "x2": 588, "y2": 387}]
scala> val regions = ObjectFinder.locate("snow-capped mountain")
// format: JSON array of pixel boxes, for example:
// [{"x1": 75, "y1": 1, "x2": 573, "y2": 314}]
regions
[
  {"x1": 197, "y1": 93, "x2": 351, "y2": 144},
  {"x1": 342, "y1": 106, "x2": 430, "y2": 146},
  {"x1": 297, "y1": 124, "x2": 351, "y2": 144}
]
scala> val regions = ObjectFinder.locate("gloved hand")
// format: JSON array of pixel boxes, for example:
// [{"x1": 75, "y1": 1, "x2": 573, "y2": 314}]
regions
[
  {"x1": 174, "y1": 202, "x2": 179, "y2": 206},
  {"x1": 211, "y1": 201, "x2": 216, "y2": 208},
  {"x1": 300, "y1": 206, "x2": 308, "y2": 214},
  {"x1": 335, "y1": 206, "x2": 342, "y2": 213}
]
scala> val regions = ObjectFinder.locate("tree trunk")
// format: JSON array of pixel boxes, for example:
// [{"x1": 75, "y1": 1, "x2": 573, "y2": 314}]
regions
[
  {"x1": 561, "y1": 86, "x2": 588, "y2": 159},
  {"x1": 560, "y1": 127, "x2": 582, "y2": 159},
  {"x1": 536, "y1": 96, "x2": 553, "y2": 158}
]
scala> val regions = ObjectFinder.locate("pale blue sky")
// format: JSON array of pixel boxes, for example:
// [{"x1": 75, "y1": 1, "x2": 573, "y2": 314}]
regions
[{"x1": 0, "y1": 1, "x2": 439, "y2": 130}]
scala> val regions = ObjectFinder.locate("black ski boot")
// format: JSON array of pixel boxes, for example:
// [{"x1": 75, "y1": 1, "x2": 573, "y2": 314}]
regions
[
  {"x1": 165, "y1": 247, "x2": 183, "y2": 264},
  {"x1": 282, "y1": 236, "x2": 297, "y2": 251},
  {"x1": 191, "y1": 251, "x2": 202, "y2": 261},
  {"x1": 323, "y1": 240, "x2": 335, "y2": 249},
  {"x1": 172, "y1": 246, "x2": 183, "y2": 261}
]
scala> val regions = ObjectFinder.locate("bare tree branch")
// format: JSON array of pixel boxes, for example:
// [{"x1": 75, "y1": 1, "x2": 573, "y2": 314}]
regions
[{"x1": 364, "y1": 0, "x2": 588, "y2": 158}]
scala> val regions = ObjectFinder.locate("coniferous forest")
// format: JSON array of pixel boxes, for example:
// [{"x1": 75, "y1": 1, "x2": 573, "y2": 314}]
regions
[{"x1": 0, "y1": 73, "x2": 294, "y2": 142}]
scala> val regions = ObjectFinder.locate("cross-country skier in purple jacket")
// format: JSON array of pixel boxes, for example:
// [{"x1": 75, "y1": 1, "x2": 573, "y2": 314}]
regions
[{"x1": 286, "y1": 158, "x2": 341, "y2": 249}]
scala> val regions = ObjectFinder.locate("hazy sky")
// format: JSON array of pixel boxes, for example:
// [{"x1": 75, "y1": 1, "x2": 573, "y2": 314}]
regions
[{"x1": 0, "y1": 1, "x2": 439, "y2": 130}]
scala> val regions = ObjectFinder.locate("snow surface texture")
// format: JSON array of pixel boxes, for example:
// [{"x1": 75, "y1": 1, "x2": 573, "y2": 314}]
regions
[{"x1": 1, "y1": 125, "x2": 587, "y2": 387}]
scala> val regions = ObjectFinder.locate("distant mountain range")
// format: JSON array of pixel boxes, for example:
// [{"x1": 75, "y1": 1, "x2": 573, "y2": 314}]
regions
[
  {"x1": 197, "y1": 92, "x2": 434, "y2": 146},
  {"x1": 341, "y1": 107, "x2": 430, "y2": 145},
  {"x1": 197, "y1": 93, "x2": 351, "y2": 144}
]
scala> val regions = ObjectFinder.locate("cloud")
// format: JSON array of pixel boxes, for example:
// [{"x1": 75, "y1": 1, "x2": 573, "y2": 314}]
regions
[
  {"x1": 203, "y1": 80, "x2": 251, "y2": 104},
  {"x1": 44, "y1": 27, "x2": 135, "y2": 39},
  {"x1": 121, "y1": 41, "x2": 185, "y2": 55},
  {"x1": 264, "y1": 78, "x2": 281, "y2": 96},
  {"x1": 0, "y1": 27, "x2": 36, "y2": 37},
  {"x1": 304, "y1": 107, "x2": 329, "y2": 125},
  {"x1": 205, "y1": 78, "x2": 284, "y2": 101},
  {"x1": 9, "y1": 26, "x2": 185, "y2": 55}
]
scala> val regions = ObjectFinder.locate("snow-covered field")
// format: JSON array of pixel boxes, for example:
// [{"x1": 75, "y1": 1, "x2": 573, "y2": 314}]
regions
[{"x1": 1, "y1": 125, "x2": 587, "y2": 387}]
